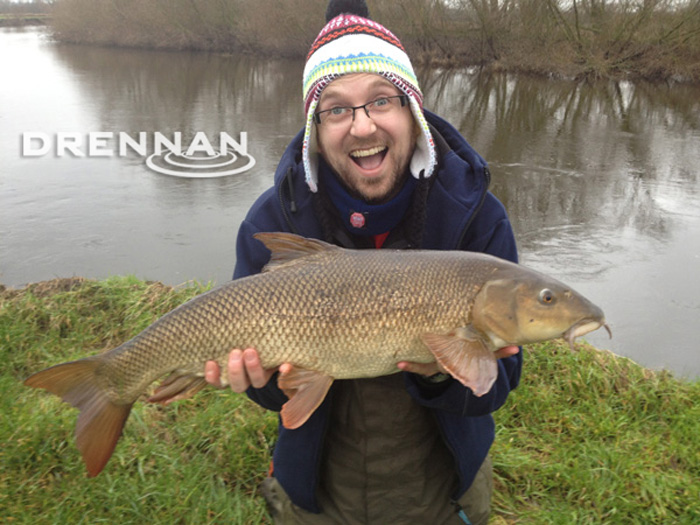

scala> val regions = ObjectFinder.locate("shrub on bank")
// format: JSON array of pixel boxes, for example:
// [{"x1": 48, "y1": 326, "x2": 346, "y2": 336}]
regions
[{"x1": 47, "y1": 0, "x2": 700, "y2": 82}]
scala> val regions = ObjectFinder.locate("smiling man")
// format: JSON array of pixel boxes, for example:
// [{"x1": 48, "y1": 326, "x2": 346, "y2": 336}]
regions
[
  {"x1": 205, "y1": 1, "x2": 522, "y2": 523},
  {"x1": 314, "y1": 74, "x2": 418, "y2": 203}
]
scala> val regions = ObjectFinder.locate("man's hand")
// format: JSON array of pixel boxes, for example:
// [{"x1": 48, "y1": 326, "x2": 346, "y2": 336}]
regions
[
  {"x1": 396, "y1": 345, "x2": 520, "y2": 377},
  {"x1": 493, "y1": 345, "x2": 521, "y2": 359},
  {"x1": 204, "y1": 348, "x2": 280, "y2": 393}
]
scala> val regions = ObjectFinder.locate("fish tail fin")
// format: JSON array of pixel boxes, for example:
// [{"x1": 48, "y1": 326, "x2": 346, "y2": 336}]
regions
[{"x1": 24, "y1": 359, "x2": 132, "y2": 477}]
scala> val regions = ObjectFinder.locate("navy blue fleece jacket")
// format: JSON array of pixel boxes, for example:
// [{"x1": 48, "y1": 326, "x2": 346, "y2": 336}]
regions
[{"x1": 232, "y1": 110, "x2": 522, "y2": 513}]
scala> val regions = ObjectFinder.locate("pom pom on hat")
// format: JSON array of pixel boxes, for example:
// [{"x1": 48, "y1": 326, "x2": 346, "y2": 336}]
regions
[
  {"x1": 302, "y1": 1, "x2": 437, "y2": 192},
  {"x1": 325, "y1": 0, "x2": 369, "y2": 21}
]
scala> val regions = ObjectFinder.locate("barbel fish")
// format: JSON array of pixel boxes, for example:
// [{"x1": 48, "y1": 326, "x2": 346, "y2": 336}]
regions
[{"x1": 25, "y1": 232, "x2": 610, "y2": 477}]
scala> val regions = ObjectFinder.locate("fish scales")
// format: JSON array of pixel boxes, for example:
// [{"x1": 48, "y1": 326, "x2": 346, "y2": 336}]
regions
[
  {"x1": 102, "y1": 248, "x2": 480, "y2": 400},
  {"x1": 24, "y1": 232, "x2": 610, "y2": 477}
]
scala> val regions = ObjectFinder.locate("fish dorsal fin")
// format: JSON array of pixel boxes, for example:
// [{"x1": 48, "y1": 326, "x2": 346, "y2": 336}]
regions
[
  {"x1": 254, "y1": 232, "x2": 340, "y2": 272},
  {"x1": 421, "y1": 326, "x2": 498, "y2": 397}
]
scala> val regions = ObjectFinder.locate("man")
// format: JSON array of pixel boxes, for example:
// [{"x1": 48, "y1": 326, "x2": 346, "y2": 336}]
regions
[{"x1": 205, "y1": 2, "x2": 522, "y2": 523}]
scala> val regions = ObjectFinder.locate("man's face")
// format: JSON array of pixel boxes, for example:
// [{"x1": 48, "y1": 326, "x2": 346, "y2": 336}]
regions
[{"x1": 315, "y1": 74, "x2": 417, "y2": 204}]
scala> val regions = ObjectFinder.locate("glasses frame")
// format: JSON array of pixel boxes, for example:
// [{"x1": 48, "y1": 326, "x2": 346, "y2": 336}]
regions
[{"x1": 313, "y1": 95, "x2": 409, "y2": 125}]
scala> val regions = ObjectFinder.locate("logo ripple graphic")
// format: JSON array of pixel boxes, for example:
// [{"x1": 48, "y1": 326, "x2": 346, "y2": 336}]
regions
[{"x1": 146, "y1": 148, "x2": 256, "y2": 178}]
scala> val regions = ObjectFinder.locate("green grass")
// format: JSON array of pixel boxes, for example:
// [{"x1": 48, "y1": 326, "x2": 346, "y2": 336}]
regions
[
  {"x1": 1, "y1": 276, "x2": 698, "y2": 523},
  {"x1": 491, "y1": 342, "x2": 700, "y2": 523},
  {"x1": 1, "y1": 277, "x2": 278, "y2": 524}
]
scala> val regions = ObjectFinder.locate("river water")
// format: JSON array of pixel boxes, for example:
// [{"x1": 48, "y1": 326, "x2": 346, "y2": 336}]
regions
[{"x1": 2, "y1": 27, "x2": 699, "y2": 379}]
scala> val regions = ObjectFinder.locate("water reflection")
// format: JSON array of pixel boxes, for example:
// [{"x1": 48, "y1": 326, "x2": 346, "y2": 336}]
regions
[
  {"x1": 422, "y1": 69, "x2": 699, "y2": 272},
  {"x1": 49, "y1": 41, "x2": 306, "y2": 189},
  {"x1": 426, "y1": 71, "x2": 698, "y2": 205},
  {"x1": 2, "y1": 28, "x2": 699, "y2": 377}
]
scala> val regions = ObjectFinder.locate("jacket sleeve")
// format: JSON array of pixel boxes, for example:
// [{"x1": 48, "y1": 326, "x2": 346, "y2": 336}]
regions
[{"x1": 405, "y1": 192, "x2": 523, "y2": 416}]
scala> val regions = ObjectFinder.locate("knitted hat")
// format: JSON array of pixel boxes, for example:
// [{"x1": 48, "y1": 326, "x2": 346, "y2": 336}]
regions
[{"x1": 301, "y1": 1, "x2": 437, "y2": 193}]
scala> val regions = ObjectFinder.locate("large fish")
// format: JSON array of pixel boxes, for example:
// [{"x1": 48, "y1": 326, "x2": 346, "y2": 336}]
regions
[{"x1": 25, "y1": 232, "x2": 610, "y2": 477}]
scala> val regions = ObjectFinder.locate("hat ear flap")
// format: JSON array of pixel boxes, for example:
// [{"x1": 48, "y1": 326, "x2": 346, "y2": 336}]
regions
[
  {"x1": 406, "y1": 96, "x2": 437, "y2": 179},
  {"x1": 302, "y1": 99, "x2": 320, "y2": 193}
]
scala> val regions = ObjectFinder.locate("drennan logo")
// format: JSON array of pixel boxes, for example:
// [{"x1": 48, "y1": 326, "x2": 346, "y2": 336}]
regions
[{"x1": 21, "y1": 131, "x2": 256, "y2": 178}]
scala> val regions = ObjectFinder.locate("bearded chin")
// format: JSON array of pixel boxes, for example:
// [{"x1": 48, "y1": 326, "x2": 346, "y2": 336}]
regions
[{"x1": 362, "y1": 173, "x2": 406, "y2": 204}]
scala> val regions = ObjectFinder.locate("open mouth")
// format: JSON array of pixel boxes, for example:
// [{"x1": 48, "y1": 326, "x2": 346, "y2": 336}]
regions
[{"x1": 350, "y1": 146, "x2": 387, "y2": 171}]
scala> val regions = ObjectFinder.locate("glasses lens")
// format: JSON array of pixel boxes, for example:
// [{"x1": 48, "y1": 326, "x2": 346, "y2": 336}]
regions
[
  {"x1": 319, "y1": 107, "x2": 350, "y2": 125},
  {"x1": 366, "y1": 96, "x2": 406, "y2": 118},
  {"x1": 369, "y1": 97, "x2": 395, "y2": 112}
]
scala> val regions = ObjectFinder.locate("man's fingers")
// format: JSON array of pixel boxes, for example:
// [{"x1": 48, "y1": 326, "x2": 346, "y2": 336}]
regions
[
  {"x1": 494, "y1": 345, "x2": 520, "y2": 359},
  {"x1": 242, "y1": 348, "x2": 270, "y2": 389},
  {"x1": 396, "y1": 361, "x2": 443, "y2": 377},
  {"x1": 226, "y1": 349, "x2": 250, "y2": 392},
  {"x1": 205, "y1": 348, "x2": 278, "y2": 393},
  {"x1": 204, "y1": 360, "x2": 223, "y2": 388}
]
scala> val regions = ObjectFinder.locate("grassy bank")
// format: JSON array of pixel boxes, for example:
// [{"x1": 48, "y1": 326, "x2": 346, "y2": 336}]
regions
[
  {"x1": 1, "y1": 277, "x2": 699, "y2": 523},
  {"x1": 0, "y1": 14, "x2": 49, "y2": 27},
  {"x1": 46, "y1": 0, "x2": 700, "y2": 82}
]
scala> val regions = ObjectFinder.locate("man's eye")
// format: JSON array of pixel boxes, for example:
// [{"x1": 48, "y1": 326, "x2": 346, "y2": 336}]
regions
[
  {"x1": 373, "y1": 97, "x2": 390, "y2": 107},
  {"x1": 330, "y1": 107, "x2": 347, "y2": 116}
]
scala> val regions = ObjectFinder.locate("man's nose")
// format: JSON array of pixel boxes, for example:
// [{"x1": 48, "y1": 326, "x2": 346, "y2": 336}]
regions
[{"x1": 350, "y1": 108, "x2": 377, "y2": 137}]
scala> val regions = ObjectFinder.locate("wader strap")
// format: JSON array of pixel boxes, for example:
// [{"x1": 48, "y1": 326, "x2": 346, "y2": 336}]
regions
[
  {"x1": 457, "y1": 508, "x2": 472, "y2": 524},
  {"x1": 453, "y1": 501, "x2": 472, "y2": 525}
]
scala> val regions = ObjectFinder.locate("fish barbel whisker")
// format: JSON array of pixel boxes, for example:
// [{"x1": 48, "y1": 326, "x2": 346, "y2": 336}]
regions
[{"x1": 564, "y1": 319, "x2": 612, "y2": 351}]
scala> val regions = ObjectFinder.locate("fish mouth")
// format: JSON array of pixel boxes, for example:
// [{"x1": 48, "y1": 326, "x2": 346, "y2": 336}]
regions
[{"x1": 563, "y1": 319, "x2": 612, "y2": 351}]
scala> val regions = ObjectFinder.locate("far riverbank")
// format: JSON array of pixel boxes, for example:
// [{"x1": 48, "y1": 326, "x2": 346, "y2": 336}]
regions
[
  {"x1": 0, "y1": 14, "x2": 49, "y2": 27},
  {"x1": 47, "y1": 0, "x2": 700, "y2": 83}
]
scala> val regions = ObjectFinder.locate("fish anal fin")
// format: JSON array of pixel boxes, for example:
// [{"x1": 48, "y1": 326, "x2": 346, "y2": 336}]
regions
[
  {"x1": 147, "y1": 372, "x2": 208, "y2": 405},
  {"x1": 277, "y1": 367, "x2": 333, "y2": 430},
  {"x1": 253, "y1": 232, "x2": 340, "y2": 272},
  {"x1": 421, "y1": 327, "x2": 498, "y2": 397},
  {"x1": 24, "y1": 358, "x2": 132, "y2": 477}
]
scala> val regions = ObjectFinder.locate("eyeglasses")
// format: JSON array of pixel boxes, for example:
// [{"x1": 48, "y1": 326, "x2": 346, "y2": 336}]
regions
[{"x1": 314, "y1": 95, "x2": 409, "y2": 125}]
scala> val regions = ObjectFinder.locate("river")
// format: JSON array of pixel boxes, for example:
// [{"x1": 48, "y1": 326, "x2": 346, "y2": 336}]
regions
[{"x1": 2, "y1": 27, "x2": 699, "y2": 379}]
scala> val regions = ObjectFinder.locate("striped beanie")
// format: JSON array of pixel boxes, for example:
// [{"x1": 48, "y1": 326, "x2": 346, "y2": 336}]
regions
[{"x1": 301, "y1": 3, "x2": 437, "y2": 193}]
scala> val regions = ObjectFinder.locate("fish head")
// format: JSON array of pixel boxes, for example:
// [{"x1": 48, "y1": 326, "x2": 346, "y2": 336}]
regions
[{"x1": 471, "y1": 266, "x2": 610, "y2": 350}]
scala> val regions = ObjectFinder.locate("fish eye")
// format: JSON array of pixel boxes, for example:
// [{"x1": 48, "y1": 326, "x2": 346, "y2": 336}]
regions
[{"x1": 539, "y1": 289, "x2": 555, "y2": 305}]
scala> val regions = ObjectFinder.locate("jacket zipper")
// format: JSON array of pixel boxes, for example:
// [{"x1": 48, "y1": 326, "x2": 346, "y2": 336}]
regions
[{"x1": 278, "y1": 166, "x2": 300, "y2": 234}]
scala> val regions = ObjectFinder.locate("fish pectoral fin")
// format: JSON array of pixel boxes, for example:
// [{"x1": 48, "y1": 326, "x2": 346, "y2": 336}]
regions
[
  {"x1": 24, "y1": 358, "x2": 132, "y2": 477},
  {"x1": 421, "y1": 328, "x2": 498, "y2": 397},
  {"x1": 148, "y1": 372, "x2": 208, "y2": 405},
  {"x1": 277, "y1": 367, "x2": 334, "y2": 430}
]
